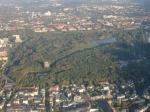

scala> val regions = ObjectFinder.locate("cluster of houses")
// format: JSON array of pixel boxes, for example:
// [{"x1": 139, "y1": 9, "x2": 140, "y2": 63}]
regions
[
  {"x1": 0, "y1": 0, "x2": 147, "y2": 32},
  {"x1": 0, "y1": 82, "x2": 15, "y2": 111},
  {"x1": 25, "y1": 6, "x2": 137, "y2": 33},
  {"x1": 47, "y1": 80, "x2": 150, "y2": 112},
  {"x1": 5, "y1": 86, "x2": 45, "y2": 112},
  {"x1": 0, "y1": 38, "x2": 10, "y2": 62},
  {"x1": 0, "y1": 80, "x2": 150, "y2": 112},
  {"x1": 49, "y1": 84, "x2": 93, "y2": 112},
  {"x1": 32, "y1": 23, "x2": 96, "y2": 33},
  {"x1": 0, "y1": 35, "x2": 22, "y2": 65}
]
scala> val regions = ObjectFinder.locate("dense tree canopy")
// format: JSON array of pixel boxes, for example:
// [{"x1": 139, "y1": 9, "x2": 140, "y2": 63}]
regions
[{"x1": 3, "y1": 20, "x2": 150, "y2": 89}]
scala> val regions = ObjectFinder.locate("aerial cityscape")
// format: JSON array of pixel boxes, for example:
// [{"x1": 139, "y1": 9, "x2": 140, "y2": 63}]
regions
[{"x1": 0, "y1": 0, "x2": 150, "y2": 112}]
